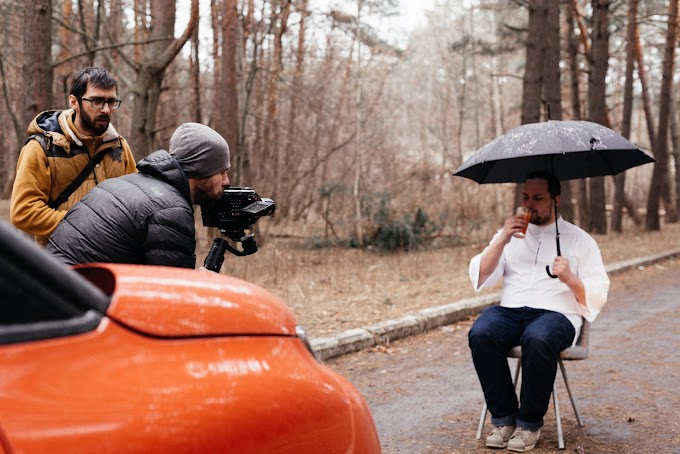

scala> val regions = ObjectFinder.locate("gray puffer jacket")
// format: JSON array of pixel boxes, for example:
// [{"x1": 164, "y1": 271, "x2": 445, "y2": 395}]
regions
[{"x1": 46, "y1": 150, "x2": 197, "y2": 268}]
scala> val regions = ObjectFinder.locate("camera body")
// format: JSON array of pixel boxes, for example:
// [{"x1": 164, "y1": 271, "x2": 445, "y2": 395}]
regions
[
  {"x1": 201, "y1": 187, "x2": 275, "y2": 233},
  {"x1": 200, "y1": 187, "x2": 275, "y2": 268}
]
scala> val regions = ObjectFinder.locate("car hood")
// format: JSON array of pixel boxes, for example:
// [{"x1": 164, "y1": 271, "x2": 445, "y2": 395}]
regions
[{"x1": 74, "y1": 264, "x2": 297, "y2": 337}]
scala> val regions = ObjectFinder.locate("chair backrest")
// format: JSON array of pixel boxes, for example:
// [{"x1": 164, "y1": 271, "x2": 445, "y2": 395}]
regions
[{"x1": 577, "y1": 320, "x2": 589, "y2": 347}]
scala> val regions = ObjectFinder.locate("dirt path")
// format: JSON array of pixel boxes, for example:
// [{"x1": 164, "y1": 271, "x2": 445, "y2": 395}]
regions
[{"x1": 328, "y1": 258, "x2": 680, "y2": 453}]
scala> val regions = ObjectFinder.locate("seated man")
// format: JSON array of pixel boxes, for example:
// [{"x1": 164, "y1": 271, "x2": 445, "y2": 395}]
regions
[
  {"x1": 467, "y1": 171, "x2": 609, "y2": 452},
  {"x1": 46, "y1": 123, "x2": 230, "y2": 269}
]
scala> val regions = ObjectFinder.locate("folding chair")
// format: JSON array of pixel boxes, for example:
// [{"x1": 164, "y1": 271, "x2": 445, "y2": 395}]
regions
[{"x1": 475, "y1": 320, "x2": 590, "y2": 450}]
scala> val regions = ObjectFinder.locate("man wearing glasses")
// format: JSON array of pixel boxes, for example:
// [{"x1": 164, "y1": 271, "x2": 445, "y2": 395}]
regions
[{"x1": 11, "y1": 66, "x2": 136, "y2": 246}]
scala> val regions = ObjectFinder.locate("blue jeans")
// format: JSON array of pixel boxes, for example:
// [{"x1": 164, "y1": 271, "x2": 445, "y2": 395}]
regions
[{"x1": 468, "y1": 305, "x2": 575, "y2": 430}]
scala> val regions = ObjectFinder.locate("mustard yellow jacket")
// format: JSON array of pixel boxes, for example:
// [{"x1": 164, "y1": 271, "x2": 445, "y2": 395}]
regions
[{"x1": 10, "y1": 109, "x2": 137, "y2": 246}]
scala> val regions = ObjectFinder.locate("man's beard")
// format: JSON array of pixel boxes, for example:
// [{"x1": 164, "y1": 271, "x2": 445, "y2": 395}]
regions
[
  {"x1": 531, "y1": 206, "x2": 554, "y2": 225},
  {"x1": 79, "y1": 106, "x2": 110, "y2": 135},
  {"x1": 192, "y1": 180, "x2": 224, "y2": 205}
]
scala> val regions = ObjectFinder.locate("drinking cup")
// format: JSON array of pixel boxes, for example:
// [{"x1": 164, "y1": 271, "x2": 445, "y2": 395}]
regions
[{"x1": 514, "y1": 207, "x2": 532, "y2": 238}]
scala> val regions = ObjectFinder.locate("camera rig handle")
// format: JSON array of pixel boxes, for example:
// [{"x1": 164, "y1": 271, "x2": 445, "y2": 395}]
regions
[
  {"x1": 204, "y1": 238, "x2": 229, "y2": 272},
  {"x1": 203, "y1": 232, "x2": 259, "y2": 273}
]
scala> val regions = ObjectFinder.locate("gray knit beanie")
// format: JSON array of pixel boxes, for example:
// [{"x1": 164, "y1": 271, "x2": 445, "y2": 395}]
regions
[{"x1": 169, "y1": 123, "x2": 231, "y2": 178}]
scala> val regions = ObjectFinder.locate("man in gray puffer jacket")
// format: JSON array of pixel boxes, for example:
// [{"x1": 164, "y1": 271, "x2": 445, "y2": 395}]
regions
[{"x1": 46, "y1": 123, "x2": 230, "y2": 268}]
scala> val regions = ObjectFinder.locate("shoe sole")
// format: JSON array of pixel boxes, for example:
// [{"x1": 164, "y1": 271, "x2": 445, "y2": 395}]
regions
[
  {"x1": 485, "y1": 441, "x2": 508, "y2": 448},
  {"x1": 507, "y1": 442, "x2": 537, "y2": 452}
]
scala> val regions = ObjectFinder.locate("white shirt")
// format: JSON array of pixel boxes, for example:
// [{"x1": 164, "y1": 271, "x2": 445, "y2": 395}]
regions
[{"x1": 469, "y1": 217, "x2": 610, "y2": 344}]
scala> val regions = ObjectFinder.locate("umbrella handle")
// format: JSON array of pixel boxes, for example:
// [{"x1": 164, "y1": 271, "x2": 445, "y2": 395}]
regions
[{"x1": 546, "y1": 197, "x2": 561, "y2": 279}]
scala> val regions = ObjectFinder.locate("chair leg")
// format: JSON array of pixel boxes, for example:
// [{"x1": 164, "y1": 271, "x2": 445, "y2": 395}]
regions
[
  {"x1": 476, "y1": 403, "x2": 488, "y2": 440},
  {"x1": 476, "y1": 357, "x2": 583, "y2": 449},
  {"x1": 553, "y1": 381, "x2": 565, "y2": 449},
  {"x1": 559, "y1": 359, "x2": 583, "y2": 427},
  {"x1": 513, "y1": 358, "x2": 521, "y2": 389}
]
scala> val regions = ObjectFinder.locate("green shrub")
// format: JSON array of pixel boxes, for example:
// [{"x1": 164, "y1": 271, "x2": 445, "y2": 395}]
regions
[{"x1": 370, "y1": 203, "x2": 436, "y2": 252}]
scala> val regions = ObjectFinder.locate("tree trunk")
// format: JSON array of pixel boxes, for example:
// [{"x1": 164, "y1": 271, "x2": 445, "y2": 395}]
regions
[
  {"x1": 353, "y1": 0, "x2": 365, "y2": 246},
  {"x1": 516, "y1": 0, "x2": 547, "y2": 207},
  {"x1": 543, "y1": 0, "x2": 574, "y2": 221},
  {"x1": 670, "y1": 84, "x2": 680, "y2": 220},
  {"x1": 217, "y1": 0, "x2": 240, "y2": 177},
  {"x1": 520, "y1": 0, "x2": 546, "y2": 126},
  {"x1": 133, "y1": 0, "x2": 149, "y2": 63},
  {"x1": 567, "y1": 0, "x2": 588, "y2": 227},
  {"x1": 74, "y1": 0, "x2": 96, "y2": 66},
  {"x1": 128, "y1": 0, "x2": 199, "y2": 159},
  {"x1": 279, "y1": 0, "x2": 309, "y2": 218},
  {"x1": 209, "y1": 0, "x2": 222, "y2": 128},
  {"x1": 469, "y1": 10, "x2": 481, "y2": 150},
  {"x1": 455, "y1": 17, "x2": 468, "y2": 168},
  {"x1": 4, "y1": 0, "x2": 53, "y2": 198},
  {"x1": 613, "y1": 0, "x2": 638, "y2": 233},
  {"x1": 0, "y1": 61, "x2": 25, "y2": 198},
  {"x1": 646, "y1": 0, "x2": 679, "y2": 230},
  {"x1": 264, "y1": 0, "x2": 291, "y2": 201},
  {"x1": 189, "y1": 14, "x2": 202, "y2": 123},
  {"x1": 23, "y1": 0, "x2": 53, "y2": 130},
  {"x1": 587, "y1": 0, "x2": 609, "y2": 235}
]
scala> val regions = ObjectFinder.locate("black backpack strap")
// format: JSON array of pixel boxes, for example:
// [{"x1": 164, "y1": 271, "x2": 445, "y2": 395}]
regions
[{"x1": 47, "y1": 150, "x2": 110, "y2": 209}]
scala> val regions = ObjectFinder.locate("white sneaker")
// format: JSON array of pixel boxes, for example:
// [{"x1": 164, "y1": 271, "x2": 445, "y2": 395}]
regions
[
  {"x1": 507, "y1": 427, "x2": 541, "y2": 452},
  {"x1": 485, "y1": 424, "x2": 516, "y2": 448}
]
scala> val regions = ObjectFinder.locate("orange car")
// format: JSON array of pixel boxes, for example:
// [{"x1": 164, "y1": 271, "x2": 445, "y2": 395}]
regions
[{"x1": 0, "y1": 221, "x2": 381, "y2": 453}]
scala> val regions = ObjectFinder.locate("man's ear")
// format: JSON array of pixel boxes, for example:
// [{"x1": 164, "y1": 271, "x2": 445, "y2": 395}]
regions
[
  {"x1": 68, "y1": 94, "x2": 79, "y2": 111},
  {"x1": 554, "y1": 195, "x2": 561, "y2": 207}
]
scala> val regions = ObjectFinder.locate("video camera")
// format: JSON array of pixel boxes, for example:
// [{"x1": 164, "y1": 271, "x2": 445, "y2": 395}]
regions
[{"x1": 200, "y1": 187, "x2": 275, "y2": 271}]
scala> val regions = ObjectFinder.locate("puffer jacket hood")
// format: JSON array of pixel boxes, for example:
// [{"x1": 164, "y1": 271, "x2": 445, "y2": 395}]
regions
[
  {"x1": 28, "y1": 109, "x2": 122, "y2": 153},
  {"x1": 136, "y1": 150, "x2": 192, "y2": 205}
]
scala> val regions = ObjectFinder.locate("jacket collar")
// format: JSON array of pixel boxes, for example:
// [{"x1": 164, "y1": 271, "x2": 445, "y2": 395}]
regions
[{"x1": 59, "y1": 109, "x2": 120, "y2": 147}]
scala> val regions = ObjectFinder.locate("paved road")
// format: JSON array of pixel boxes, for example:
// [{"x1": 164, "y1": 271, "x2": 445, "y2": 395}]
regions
[{"x1": 328, "y1": 259, "x2": 680, "y2": 454}]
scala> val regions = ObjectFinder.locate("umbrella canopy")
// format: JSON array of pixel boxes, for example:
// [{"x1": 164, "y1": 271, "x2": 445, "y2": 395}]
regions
[{"x1": 453, "y1": 120, "x2": 655, "y2": 184}]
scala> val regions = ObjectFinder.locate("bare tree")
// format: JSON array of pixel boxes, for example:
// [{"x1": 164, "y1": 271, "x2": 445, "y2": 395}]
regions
[
  {"x1": 264, "y1": 0, "x2": 292, "y2": 200},
  {"x1": 567, "y1": 0, "x2": 588, "y2": 228},
  {"x1": 520, "y1": 0, "x2": 546, "y2": 127},
  {"x1": 128, "y1": 0, "x2": 199, "y2": 159},
  {"x1": 670, "y1": 83, "x2": 680, "y2": 220},
  {"x1": 23, "y1": 0, "x2": 53, "y2": 129},
  {"x1": 3, "y1": 0, "x2": 55, "y2": 197},
  {"x1": 219, "y1": 0, "x2": 240, "y2": 172},
  {"x1": 542, "y1": 0, "x2": 574, "y2": 221},
  {"x1": 646, "y1": 0, "x2": 679, "y2": 230},
  {"x1": 613, "y1": 0, "x2": 638, "y2": 233},
  {"x1": 587, "y1": 0, "x2": 609, "y2": 234},
  {"x1": 353, "y1": 0, "x2": 366, "y2": 246},
  {"x1": 516, "y1": 0, "x2": 546, "y2": 207},
  {"x1": 189, "y1": 9, "x2": 202, "y2": 123}
]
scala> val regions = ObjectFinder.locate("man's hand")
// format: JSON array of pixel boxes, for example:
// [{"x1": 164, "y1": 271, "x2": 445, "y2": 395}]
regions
[
  {"x1": 478, "y1": 213, "x2": 525, "y2": 286},
  {"x1": 500, "y1": 213, "x2": 527, "y2": 243},
  {"x1": 551, "y1": 256, "x2": 573, "y2": 282},
  {"x1": 552, "y1": 256, "x2": 587, "y2": 306}
]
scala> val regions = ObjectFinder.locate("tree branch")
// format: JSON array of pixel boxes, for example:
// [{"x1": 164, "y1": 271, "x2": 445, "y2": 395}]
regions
[{"x1": 52, "y1": 38, "x2": 173, "y2": 69}]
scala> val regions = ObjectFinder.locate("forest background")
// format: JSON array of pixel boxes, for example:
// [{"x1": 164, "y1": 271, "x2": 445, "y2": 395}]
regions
[{"x1": 0, "y1": 0, "x2": 678, "y2": 253}]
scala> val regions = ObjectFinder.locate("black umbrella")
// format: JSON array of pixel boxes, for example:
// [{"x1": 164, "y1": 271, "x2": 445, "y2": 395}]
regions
[{"x1": 452, "y1": 120, "x2": 655, "y2": 277}]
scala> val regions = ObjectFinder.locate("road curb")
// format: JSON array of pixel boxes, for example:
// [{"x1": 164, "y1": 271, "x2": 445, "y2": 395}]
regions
[{"x1": 311, "y1": 247, "x2": 680, "y2": 361}]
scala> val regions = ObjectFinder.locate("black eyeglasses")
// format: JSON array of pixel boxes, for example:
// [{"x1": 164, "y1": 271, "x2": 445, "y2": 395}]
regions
[{"x1": 80, "y1": 97, "x2": 122, "y2": 110}]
